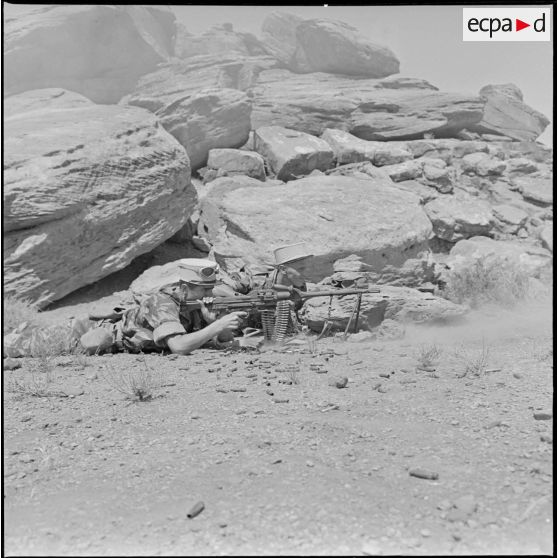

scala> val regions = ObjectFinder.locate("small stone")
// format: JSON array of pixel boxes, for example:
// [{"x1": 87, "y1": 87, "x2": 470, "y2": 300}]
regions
[
  {"x1": 420, "y1": 529, "x2": 431, "y2": 538},
  {"x1": 372, "y1": 382, "x2": 382, "y2": 391},
  {"x1": 330, "y1": 376, "x2": 348, "y2": 389},
  {"x1": 216, "y1": 387, "x2": 228, "y2": 393},
  {"x1": 4, "y1": 358, "x2": 21, "y2": 370},
  {"x1": 512, "y1": 372, "x2": 522, "y2": 379},
  {"x1": 273, "y1": 398, "x2": 289, "y2": 403},
  {"x1": 379, "y1": 372, "x2": 390, "y2": 378},
  {"x1": 485, "y1": 420, "x2": 502, "y2": 429},
  {"x1": 399, "y1": 378, "x2": 417, "y2": 384},
  {"x1": 20, "y1": 415, "x2": 33, "y2": 423},
  {"x1": 534, "y1": 412, "x2": 552, "y2": 420},
  {"x1": 540, "y1": 434, "x2": 553, "y2": 443},
  {"x1": 63, "y1": 387, "x2": 85, "y2": 397},
  {"x1": 230, "y1": 387, "x2": 247, "y2": 393},
  {"x1": 18, "y1": 454, "x2": 34, "y2": 464},
  {"x1": 265, "y1": 390, "x2": 274, "y2": 396},
  {"x1": 377, "y1": 386, "x2": 388, "y2": 394},
  {"x1": 306, "y1": 461, "x2": 315, "y2": 468}
]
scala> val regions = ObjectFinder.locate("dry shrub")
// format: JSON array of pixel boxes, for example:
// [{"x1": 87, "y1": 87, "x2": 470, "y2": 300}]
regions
[
  {"x1": 443, "y1": 255, "x2": 530, "y2": 308},
  {"x1": 3, "y1": 295, "x2": 44, "y2": 335},
  {"x1": 456, "y1": 339, "x2": 491, "y2": 377},
  {"x1": 6, "y1": 356, "x2": 55, "y2": 397}
]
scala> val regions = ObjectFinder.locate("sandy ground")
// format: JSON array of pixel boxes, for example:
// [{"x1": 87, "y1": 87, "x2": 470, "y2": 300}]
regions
[{"x1": 3, "y1": 299, "x2": 554, "y2": 556}]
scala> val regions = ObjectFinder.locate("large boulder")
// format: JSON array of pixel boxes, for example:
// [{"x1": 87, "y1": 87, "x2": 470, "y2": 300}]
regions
[
  {"x1": 4, "y1": 94, "x2": 194, "y2": 308},
  {"x1": 447, "y1": 236, "x2": 552, "y2": 278},
  {"x1": 261, "y1": 12, "x2": 399, "y2": 77},
  {"x1": 4, "y1": 5, "x2": 175, "y2": 103},
  {"x1": 424, "y1": 194, "x2": 495, "y2": 242},
  {"x1": 301, "y1": 285, "x2": 467, "y2": 332},
  {"x1": 175, "y1": 23, "x2": 267, "y2": 59},
  {"x1": 197, "y1": 175, "x2": 433, "y2": 281},
  {"x1": 154, "y1": 88, "x2": 252, "y2": 170},
  {"x1": 254, "y1": 126, "x2": 335, "y2": 180},
  {"x1": 251, "y1": 70, "x2": 485, "y2": 139},
  {"x1": 474, "y1": 84, "x2": 550, "y2": 141}
]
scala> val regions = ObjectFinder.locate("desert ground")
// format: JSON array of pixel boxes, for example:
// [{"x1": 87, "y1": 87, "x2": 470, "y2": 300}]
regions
[{"x1": 3, "y1": 296, "x2": 554, "y2": 556}]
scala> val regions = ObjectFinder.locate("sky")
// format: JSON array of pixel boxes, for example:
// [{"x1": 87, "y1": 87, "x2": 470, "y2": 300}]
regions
[{"x1": 171, "y1": 4, "x2": 554, "y2": 146}]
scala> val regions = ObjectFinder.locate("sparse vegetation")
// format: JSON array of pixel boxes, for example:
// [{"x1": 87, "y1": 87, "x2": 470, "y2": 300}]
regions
[
  {"x1": 6, "y1": 357, "x2": 56, "y2": 398},
  {"x1": 103, "y1": 356, "x2": 162, "y2": 402},
  {"x1": 417, "y1": 343, "x2": 442, "y2": 368},
  {"x1": 457, "y1": 339, "x2": 492, "y2": 377},
  {"x1": 3, "y1": 295, "x2": 45, "y2": 335},
  {"x1": 443, "y1": 255, "x2": 530, "y2": 308}
]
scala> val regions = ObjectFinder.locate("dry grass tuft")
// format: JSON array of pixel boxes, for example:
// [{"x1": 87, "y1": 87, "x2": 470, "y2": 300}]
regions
[
  {"x1": 103, "y1": 356, "x2": 162, "y2": 402},
  {"x1": 456, "y1": 339, "x2": 492, "y2": 377},
  {"x1": 6, "y1": 356, "x2": 56, "y2": 397},
  {"x1": 417, "y1": 343, "x2": 442, "y2": 368},
  {"x1": 443, "y1": 255, "x2": 530, "y2": 308}
]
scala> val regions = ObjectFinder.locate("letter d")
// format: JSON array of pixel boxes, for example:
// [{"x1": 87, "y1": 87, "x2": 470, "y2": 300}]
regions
[{"x1": 534, "y1": 13, "x2": 545, "y2": 32}]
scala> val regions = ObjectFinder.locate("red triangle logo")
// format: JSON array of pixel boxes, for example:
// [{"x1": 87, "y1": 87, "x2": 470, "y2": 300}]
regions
[{"x1": 516, "y1": 19, "x2": 530, "y2": 31}]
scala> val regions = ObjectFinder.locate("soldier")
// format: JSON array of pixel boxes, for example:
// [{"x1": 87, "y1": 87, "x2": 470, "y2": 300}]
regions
[{"x1": 4, "y1": 259, "x2": 247, "y2": 357}]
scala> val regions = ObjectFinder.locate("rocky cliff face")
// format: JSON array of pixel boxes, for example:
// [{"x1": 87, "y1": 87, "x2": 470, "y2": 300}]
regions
[{"x1": 2, "y1": 6, "x2": 552, "y2": 310}]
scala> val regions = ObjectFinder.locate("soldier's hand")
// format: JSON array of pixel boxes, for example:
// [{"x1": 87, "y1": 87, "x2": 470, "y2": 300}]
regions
[
  {"x1": 215, "y1": 311, "x2": 248, "y2": 333},
  {"x1": 199, "y1": 298, "x2": 217, "y2": 323}
]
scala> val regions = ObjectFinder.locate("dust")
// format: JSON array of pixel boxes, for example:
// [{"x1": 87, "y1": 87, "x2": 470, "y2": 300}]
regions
[{"x1": 401, "y1": 294, "x2": 553, "y2": 348}]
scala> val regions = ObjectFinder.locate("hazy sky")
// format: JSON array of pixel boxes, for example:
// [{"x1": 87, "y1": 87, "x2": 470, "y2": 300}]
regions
[{"x1": 172, "y1": 4, "x2": 554, "y2": 146}]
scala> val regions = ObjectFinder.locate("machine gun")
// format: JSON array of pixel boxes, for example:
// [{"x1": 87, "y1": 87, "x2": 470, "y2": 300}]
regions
[{"x1": 182, "y1": 284, "x2": 382, "y2": 339}]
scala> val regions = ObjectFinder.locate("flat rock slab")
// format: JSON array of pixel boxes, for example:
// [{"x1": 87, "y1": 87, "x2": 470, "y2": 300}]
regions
[{"x1": 198, "y1": 175, "x2": 432, "y2": 280}]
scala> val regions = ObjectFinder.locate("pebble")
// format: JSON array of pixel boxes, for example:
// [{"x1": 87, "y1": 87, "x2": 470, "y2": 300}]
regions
[
  {"x1": 4, "y1": 358, "x2": 21, "y2": 370},
  {"x1": 330, "y1": 376, "x2": 348, "y2": 389},
  {"x1": 215, "y1": 388, "x2": 228, "y2": 393},
  {"x1": 230, "y1": 387, "x2": 247, "y2": 393},
  {"x1": 399, "y1": 378, "x2": 417, "y2": 384},
  {"x1": 379, "y1": 372, "x2": 391, "y2": 378},
  {"x1": 513, "y1": 372, "x2": 522, "y2": 379},
  {"x1": 306, "y1": 461, "x2": 315, "y2": 468},
  {"x1": 187, "y1": 501, "x2": 205, "y2": 519},
  {"x1": 265, "y1": 390, "x2": 274, "y2": 396},
  {"x1": 540, "y1": 434, "x2": 553, "y2": 444},
  {"x1": 446, "y1": 508, "x2": 469, "y2": 523},
  {"x1": 400, "y1": 368, "x2": 412, "y2": 374},
  {"x1": 533, "y1": 412, "x2": 552, "y2": 420},
  {"x1": 420, "y1": 529, "x2": 431, "y2": 538},
  {"x1": 409, "y1": 468, "x2": 439, "y2": 480},
  {"x1": 63, "y1": 387, "x2": 85, "y2": 397},
  {"x1": 273, "y1": 398, "x2": 289, "y2": 403},
  {"x1": 377, "y1": 386, "x2": 388, "y2": 394}
]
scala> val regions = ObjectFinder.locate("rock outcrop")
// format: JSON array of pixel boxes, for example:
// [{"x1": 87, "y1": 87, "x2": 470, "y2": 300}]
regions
[
  {"x1": 475, "y1": 84, "x2": 550, "y2": 141},
  {"x1": 4, "y1": 93, "x2": 195, "y2": 308},
  {"x1": 4, "y1": 5, "x2": 176, "y2": 103},
  {"x1": 447, "y1": 236, "x2": 552, "y2": 278},
  {"x1": 175, "y1": 23, "x2": 267, "y2": 59},
  {"x1": 261, "y1": 12, "x2": 399, "y2": 77},
  {"x1": 197, "y1": 175, "x2": 433, "y2": 280},
  {"x1": 254, "y1": 126, "x2": 334, "y2": 180},
  {"x1": 424, "y1": 195, "x2": 495, "y2": 243},
  {"x1": 251, "y1": 70, "x2": 485, "y2": 139},
  {"x1": 301, "y1": 285, "x2": 467, "y2": 332},
  {"x1": 154, "y1": 88, "x2": 252, "y2": 170}
]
